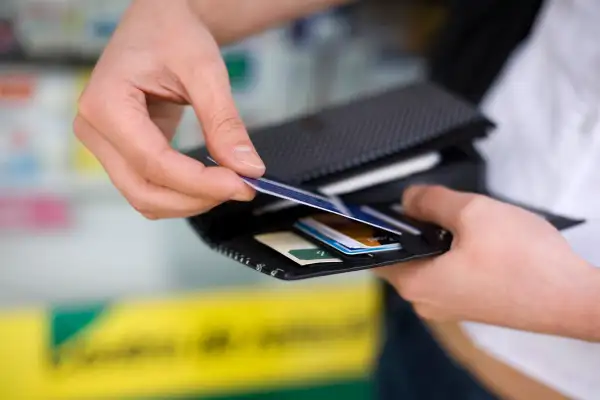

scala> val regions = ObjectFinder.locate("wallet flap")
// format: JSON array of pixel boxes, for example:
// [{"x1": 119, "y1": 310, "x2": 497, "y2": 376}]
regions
[{"x1": 186, "y1": 82, "x2": 493, "y2": 185}]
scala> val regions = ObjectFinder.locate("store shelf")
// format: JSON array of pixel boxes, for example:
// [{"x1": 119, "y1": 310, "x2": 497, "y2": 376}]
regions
[
  {"x1": 0, "y1": 173, "x2": 119, "y2": 200},
  {"x1": 0, "y1": 53, "x2": 97, "y2": 69}
]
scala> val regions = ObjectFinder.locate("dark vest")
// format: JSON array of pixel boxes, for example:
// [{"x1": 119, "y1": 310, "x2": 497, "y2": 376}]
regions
[{"x1": 428, "y1": 0, "x2": 544, "y2": 103}]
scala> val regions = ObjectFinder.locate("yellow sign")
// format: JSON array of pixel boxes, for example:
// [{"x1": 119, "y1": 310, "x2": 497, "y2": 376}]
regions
[{"x1": 0, "y1": 282, "x2": 379, "y2": 399}]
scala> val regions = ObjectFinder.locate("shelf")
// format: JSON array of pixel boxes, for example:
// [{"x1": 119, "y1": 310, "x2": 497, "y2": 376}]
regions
[
  {"x1": 0, "y1": 173, "x2": 120, "y2": 200},
  {"x1": 0, "y1": 52, "x2": 98, "y2": 69}
]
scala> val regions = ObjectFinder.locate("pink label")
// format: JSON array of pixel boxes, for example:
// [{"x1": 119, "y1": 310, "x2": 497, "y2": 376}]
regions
[{"x1": 0, "y1": 195, "x2": 71, "y2": 230}]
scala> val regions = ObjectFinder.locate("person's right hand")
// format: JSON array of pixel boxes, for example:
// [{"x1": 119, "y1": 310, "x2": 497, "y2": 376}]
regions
[{"x1": 74, "y1": 0, "x2": 265, "y2": 220}]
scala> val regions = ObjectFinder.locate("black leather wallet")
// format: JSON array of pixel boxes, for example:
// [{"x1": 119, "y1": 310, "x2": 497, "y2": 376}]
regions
[{"x1": 185, "y1": 82, "x2": 581, "y2": 280}]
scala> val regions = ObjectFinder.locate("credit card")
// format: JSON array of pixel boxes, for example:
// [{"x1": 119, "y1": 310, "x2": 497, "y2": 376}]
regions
[
  {"x1": 241, "y1": 175, "x2": 345, "y2": 214},
  {"x1": 254, "y1": 231, "x2": 342, "y2": 266},
  {"x1": 207, "y1": 156, "x2": 405, "y2": 236},
  {"x1": 295, "y1": 222, "x2": 396, "y2": 255},
  {"x1": 300, "y1": 214, "x2": 401, "y2": 249}
]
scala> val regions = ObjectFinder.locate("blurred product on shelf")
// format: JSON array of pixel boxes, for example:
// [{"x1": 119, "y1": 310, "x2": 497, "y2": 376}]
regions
[
  {"x1": 0, "y1": 194, "x2": 71, "y2": 230},
  {"x1": 364, "y1": 0, "x2": 447, "y2": 55},
  {"x1": 0, "y1": 70, "x2": 76, "y2": 231},
  {"x1": 10, "y1": 0, "x2": 128, "y2": 62},
  {"x1": 0, "y1": 18, "x2": 18, "y2": 56},
  {"x1": 0, "y1": 68, "x2": 94, "y2": 194},
  {"x1": 0, "y1": 73, "x2": 39, "y2": 187}
]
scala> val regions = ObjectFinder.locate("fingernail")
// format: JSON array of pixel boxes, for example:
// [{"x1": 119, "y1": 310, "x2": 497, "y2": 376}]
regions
[{"x1": 233, "y1": 145, "x2": 265, "y2": 171}]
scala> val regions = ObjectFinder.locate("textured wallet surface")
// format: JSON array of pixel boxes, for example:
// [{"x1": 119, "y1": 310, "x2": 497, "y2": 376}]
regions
[{"x1": 185, "y1": 82, "x2": 579, "y2": 280}]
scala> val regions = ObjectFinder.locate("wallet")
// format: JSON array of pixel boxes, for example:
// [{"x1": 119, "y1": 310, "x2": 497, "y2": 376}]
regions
[{"x1": 186, "y1": 82, "x2": 582, "y2": 280}]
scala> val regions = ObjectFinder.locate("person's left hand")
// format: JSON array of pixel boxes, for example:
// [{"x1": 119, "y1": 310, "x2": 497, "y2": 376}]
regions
[{"x1": 375, "y1": 186, "x2": 599, "y2": 339}]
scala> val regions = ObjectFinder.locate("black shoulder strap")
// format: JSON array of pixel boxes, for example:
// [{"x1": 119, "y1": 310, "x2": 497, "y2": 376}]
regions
[{"x1": 427, "y1": 0, "x2": 544, "y2": 104}]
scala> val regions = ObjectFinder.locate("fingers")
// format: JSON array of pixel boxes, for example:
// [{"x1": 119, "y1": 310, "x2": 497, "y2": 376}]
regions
[
  {"x1": 375, "y1": 260, "x2": 450, "y2": 321},
  {"x1": 78, "y1": 87, "x2": 254, "y2": 203},
  {"x1": 174, "y1": 43, "x2": 266, "y2": 178},
  {"x1": 402, "y1": 185, "x2": 481, "y2": 231},
  {"x1": 372, "y1": 253, "x2": 461, "y2": 312},
  {"x1": 373, "y1": 259, "x2": 431, "y2": 299},
  {"x1": 74, "y1": 116, "x2": 249, "y2": 219}
]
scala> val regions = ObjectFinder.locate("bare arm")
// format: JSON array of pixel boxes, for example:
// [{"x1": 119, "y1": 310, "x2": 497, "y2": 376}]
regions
[{"x1": 190, "y1": 0, "x2": 354, "y2": 45}]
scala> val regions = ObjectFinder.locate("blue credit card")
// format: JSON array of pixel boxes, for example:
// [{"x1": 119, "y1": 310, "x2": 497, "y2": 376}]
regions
[
  {"x1": 244, "y1": 177, "x2": 405, "y2": 236},
  {"x1": 206, "y1": 157, "x2": 405, "y2": 236},
  {"x1": 241, "y1": 175, "x2": 345, "y2": 215}
]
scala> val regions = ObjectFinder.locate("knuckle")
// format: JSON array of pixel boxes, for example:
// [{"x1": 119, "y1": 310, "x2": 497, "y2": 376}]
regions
[
  {"x1": 142, "y1": 212, "x2": 160, "y2": 221},
  {"x1": 141, "y1": 147, "x2": 169, "y2": 182},
  {"x1": 208, "y1": 108, "x2": 244, "y2": 135},
  {"x1": 72, "y1": 116, "x2": 87, "y2": 141},
  {"x1": 457, "y1": 194, "x2": 490, "y2": 228},
  {"x1": 408, "y1": 186, "x2": 438, "y2": 216},
  {"x1": 128, "y1": 194, "x2": 156, "y2": 218},
  {"x1": 193, "y1": 55, "x2": 228, "y2": 80},
  {"x1": 76, "y1": 90, "x2": 97, "y2": 121}
]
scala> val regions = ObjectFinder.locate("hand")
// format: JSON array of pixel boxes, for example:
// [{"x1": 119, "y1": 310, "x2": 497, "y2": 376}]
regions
[
  {"x1": 375, "y1": 186, "x2": 599, "y2": 339},
  {"x1": 74, "y1": 0, "x2": 265, "y2": 220}
]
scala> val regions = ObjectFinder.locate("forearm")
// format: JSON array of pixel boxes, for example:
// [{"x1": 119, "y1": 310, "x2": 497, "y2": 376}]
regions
[
  {"x1": 565, "y1": 266, "x2": 600, "y2": 342},
  {"x1": 537, "y1": 256, "x2": 600, "y2": 342},
  {"x1": 554, "y1": 223, "x2": 600, "y2": 341},
  {"x1": 189, "y1": 0, "x2": 353, "y2": 45}
]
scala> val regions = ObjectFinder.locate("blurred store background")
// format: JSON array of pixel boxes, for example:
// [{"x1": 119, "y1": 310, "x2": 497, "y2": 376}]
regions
[{"x1": 0, "y1": 1, "x2": 445, "y2": 399}]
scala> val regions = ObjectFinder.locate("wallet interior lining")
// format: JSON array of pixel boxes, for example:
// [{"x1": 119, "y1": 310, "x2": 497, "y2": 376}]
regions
[{"x1": 211, "y1": 200, "x2": 446, "y2": 278}]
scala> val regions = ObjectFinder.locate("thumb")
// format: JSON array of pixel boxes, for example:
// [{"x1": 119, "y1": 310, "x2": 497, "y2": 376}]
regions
[
  {"x1": 180, "y1": 47, "x2": 265, "y2": 178},
  {"x1": 402, "y1": 185, "x2": 476, "y2": 231}
]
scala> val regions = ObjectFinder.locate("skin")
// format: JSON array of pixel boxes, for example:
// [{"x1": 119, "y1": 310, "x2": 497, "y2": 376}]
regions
[
  {"x1": 75, "y1": 0, "x2": 600, "y2": 341},
  {"x1": 376, "y1": 186, "x2": 600, "y2": 342},
  {"x1": 74, "y1": 0, "x2": 348, "y2": 220}
]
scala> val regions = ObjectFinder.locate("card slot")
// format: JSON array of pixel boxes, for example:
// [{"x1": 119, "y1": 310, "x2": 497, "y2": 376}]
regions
[
  {"x1": 283, "y1": 248, "x2": 438, "y2": 280},
  {"x1": 210, "y1": 223, "x2": 448, "y2": 281},
  {"x1": 289, "y1": 222, "x2": 432, "y2": 268},
  {"x1": 292, "y1": 227, "x2": 378, "y2": 262},
  {"x1": 205, "y1": 200, "x2": 449, "y2": 264},
  {"x1": 220, "y1": 234, "x2": 348, "y2": 280},
  {"x1": 220, "y1": 230, "x2": 424, "y2": 280},
  {"x1": 199, "y1": 201, "x2": 316, "y2": 244}
]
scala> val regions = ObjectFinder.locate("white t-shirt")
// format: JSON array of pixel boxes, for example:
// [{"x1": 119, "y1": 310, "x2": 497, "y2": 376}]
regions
[{"x1": 462, "y1": 1, "x2": 600, "y2": 398}]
